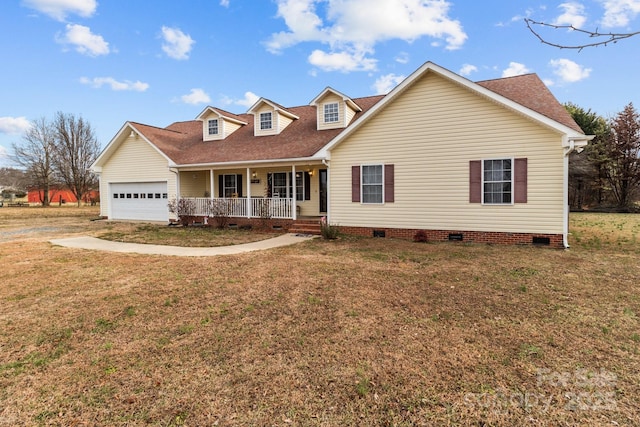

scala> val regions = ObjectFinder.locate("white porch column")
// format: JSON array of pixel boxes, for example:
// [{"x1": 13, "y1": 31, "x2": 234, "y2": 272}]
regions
[
  {"x1": 209, "y1": 169, "x2": 214, "y2": 199},
  {"x1": 246, "y1": 167, "x2": 251, "y2": 218},
  {"x1": 291, "y1": 165, "x2": 297, "y2": 220}
]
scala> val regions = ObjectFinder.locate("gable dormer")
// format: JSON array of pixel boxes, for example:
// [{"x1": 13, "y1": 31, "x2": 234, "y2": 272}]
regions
[
  {"x1": 247, "y1": 98, "x2": 299, "y2": 137},
  {"x1": 310, "y1": 87, "x2": 363, "y2": 130},
  {"x1": 196, "y1": 107, "x2": 248, "y2": 141}
]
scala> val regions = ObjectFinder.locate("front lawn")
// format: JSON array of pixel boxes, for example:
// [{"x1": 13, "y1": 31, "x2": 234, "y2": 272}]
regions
[{"x1": 0, "y1": 212, "x2": 638, "y2": 425}]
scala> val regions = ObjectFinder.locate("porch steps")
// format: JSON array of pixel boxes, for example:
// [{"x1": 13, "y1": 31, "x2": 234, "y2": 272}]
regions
[{"x1": 289, "y1": 219, "x2": 322, "y2": 235}]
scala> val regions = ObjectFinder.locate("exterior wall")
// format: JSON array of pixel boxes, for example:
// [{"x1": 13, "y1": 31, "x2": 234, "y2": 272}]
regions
[
  {"x1": 180, "y1": 171, "x2": 209, "y2": 197},
  {"x1": 201, "y1": 112, "x2": 244, "y2": 141},
  {"x1": 277, "y1": 113, "x2": 293, "y2": 134},
  {"x1": 99, "y1": 134, "x2": 176, "y2": 218},
  {"x1": 317, "y1": 93, "x2": 345, "y2": 131},
  {"x1": 329, "y1": 71, "x2": 566, "y2": 236},
  {"x1": 223, "y1": 120, "x2": 242, "y2": 139}
]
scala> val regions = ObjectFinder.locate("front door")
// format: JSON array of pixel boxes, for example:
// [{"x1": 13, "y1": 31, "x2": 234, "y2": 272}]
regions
[{"x1": 319, "y1": 169, "x2": 327, "y2": 213}]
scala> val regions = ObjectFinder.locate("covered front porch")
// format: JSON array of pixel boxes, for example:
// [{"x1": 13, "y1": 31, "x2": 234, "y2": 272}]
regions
[{"x1": 176, "y1": 164, "x2": 327, "y2": 221}]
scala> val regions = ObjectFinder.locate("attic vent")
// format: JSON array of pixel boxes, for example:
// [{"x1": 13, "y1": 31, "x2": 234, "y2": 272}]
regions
[
  {"x1": 373, "y1": 230, "x2": 385, "y2": 238},
  {"x1": 532, "y1": 236, "x2": 550, "y2": 246}
]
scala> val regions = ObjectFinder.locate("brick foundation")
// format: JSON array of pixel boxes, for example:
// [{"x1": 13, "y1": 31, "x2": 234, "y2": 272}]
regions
[
  {"x1": 337, "y1": 226, "x2": 565, "y2": 248},
  {"x1": 189, "y1": 216, "x2": 564, "y2": 248}
]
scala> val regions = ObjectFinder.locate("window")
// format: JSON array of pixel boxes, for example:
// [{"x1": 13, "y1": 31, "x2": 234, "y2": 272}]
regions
[
  {"x1": 260, "y1": 112, "x2": 272, "y2": 130},
  {"x1": 223, "y1": 174, "x2": 238, "y2": 197},
  {"x1": 483, "y1": 159, "x2": 512, "y2": 204},
  {"x1": 361, "y1": 165, "x2": 383, "y2": 204},
  {"x1": 324, "y1": 102, "x2": 339, "y2": 123},
  {"x1": 208, "y1": 119, "x2": 219, "y2": 135},
  {"x1": 113, "y1": 193, "x2": 119, "y2": 199},
  {"x1": 272, "y1": 172, "x2": 287, "y2": 197}
]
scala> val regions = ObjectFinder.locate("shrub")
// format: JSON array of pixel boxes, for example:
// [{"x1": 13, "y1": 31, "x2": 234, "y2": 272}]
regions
[
  {"x1": 320, "y1": 216, "x2": 339, "y2": 240},
  {"x1": 167, "y1": 198, "x2": 197, "y2": 226},
  {"x1": 206, "y1": 198, "x2": 231, "y2": 228}
]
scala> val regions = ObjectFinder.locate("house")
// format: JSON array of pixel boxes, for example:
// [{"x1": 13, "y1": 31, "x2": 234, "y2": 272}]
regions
[
  {"x1": 91, "y1": 61, "x2": 592, "y2": 248},
  {"x1": 28, "y1": 188, "x2": 99, "y2": 205}
]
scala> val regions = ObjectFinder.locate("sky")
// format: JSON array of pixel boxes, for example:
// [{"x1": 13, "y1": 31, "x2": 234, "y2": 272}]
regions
[{"x1": 1, "y1": 0, "x2": 639, "y2": 167}]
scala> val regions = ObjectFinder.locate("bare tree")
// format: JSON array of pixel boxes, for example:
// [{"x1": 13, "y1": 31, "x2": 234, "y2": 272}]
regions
[
  {"x1": 11, "y1": 117, "x2": 57, "y2": 206},
  {"x1": 52, "y1": 112, "x2": 101, "y2": 206},
  {"x1": 603, "y1": 103, "x2": 640, "y2": 209},
  {"x1": 525, "y1": 18, "x2": 640, "y2": 50}
]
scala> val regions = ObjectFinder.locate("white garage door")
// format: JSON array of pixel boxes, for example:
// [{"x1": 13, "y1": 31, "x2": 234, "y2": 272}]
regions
[{"x1": 111, "y1": 182, "x2": 168, "y2": 221}]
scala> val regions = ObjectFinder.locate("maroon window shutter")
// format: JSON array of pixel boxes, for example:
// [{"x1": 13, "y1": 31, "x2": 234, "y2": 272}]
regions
[
  {"x1": 514, "y1": 158, "x2": 528, "y2": 203},
  {"x1": 384, "y1": 164, "x2": 394, "y2": 203},
  {"x1": 351, "y1": 166, "x2": 360, "y2": 202},
  {"x1": 469, "y1": 160, "x2": 482, "y2": 203}
]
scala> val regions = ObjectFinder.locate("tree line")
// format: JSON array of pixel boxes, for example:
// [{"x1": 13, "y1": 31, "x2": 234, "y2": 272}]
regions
[
  {"x1": 568, "y1": 102, "x2": 640, "y2": 211},
  {"x1": 10, "y1": 112, "x2": 100, "y2": 206}
]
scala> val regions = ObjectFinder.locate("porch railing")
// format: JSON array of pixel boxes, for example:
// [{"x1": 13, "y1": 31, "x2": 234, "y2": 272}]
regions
[{"x1": 187, "y1": 197, "x2": 294, "y2": 219}]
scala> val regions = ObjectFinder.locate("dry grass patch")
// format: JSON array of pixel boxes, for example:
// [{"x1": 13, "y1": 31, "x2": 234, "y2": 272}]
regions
[
  {"x1": 97, "y1": 223, "x2": 282, "y2": 247},
  {"x1": 1, "y1": 211, "x2": 639, "y2": 425}
]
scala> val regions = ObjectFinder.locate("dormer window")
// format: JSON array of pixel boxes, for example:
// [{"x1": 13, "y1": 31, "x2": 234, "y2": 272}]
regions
[
  {"x1": 260, "y1": 112, "x2": 272, "y2": 130},
  {"x1": 324, "y1": 102, "x2": 339, "y2": 123},
  {"x1": 208, "y1": 119, "x2": 219, "y2": 135}
]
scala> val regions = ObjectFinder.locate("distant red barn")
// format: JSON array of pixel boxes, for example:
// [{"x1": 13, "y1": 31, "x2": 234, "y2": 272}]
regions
[{"x1": 28, "y1": 189, "x2": 99, "y2": 204}]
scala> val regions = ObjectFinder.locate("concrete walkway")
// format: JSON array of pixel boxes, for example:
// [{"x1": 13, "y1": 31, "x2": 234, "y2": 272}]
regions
[{"x1": 50, "y1": 233, "x2": 316, "y2": 257}]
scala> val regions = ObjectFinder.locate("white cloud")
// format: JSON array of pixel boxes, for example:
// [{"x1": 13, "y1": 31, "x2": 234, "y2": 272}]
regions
[
  {"x1": 80, "y1": 77, "x2": 149, "y2": 92},
  {"x1": 180, "y1": 89, "x2": 211, "y2": 105},
  {"x1": 57, "y1": 24, "x2": 110, "y2": 56},
  {"x1": 553, "y1": 2, "x2": 588, "y2": 27},
  {"x1": 219, "y1": 92, "x2": 260, "y2": 108},
  {"x1": 266, "y1": 0, "x2": 467, "y2": 73},
  {"x1": 22, "y1": 0, "x2": 97, "y2": 21},
  {"x1": 395, "y1": 52, "x2": 409, "y2": 64},
  {"x1": 236, "y1": 91, "x2": 260, "y2": 108},
  {"x1": 308, "y1": 49, "x2": 377, "y2": 72},
  {"x1": 600, "y1": 0, "x2": 640, "y2": 27},
  {"x1": 372, "y1": 73, "x2": 405, "y2": 94},
  {"x1": 220, "y1": 0, "x2": 230, "y2": 6},
  {"x1": 0, "y1": 116, "x2": 31, "y2": 135},
  {"x1": 0, "y1": 145, "x2": 8, "y2": 162},
  {"x1": 459, "y1": 64, "x2": 478, "y2": 76},
  {"x1": 161, "y1": 26, "x2": 194, "y2": 60},
  {"x1": 549, "y1": 58, "x2": 591, "y2": 83},
  {"x1": 502, "y1": 62, "x2": 531, "y2": 77}
]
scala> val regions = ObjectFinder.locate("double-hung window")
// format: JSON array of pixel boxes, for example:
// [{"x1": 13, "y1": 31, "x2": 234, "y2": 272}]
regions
[
  {"x1": 483, "y1": 159, "x2": 512, "y2": 204},
  {"x1": 324, "y1": 102, "x2": 339, "y2": 123},
  {"x1": 361, "y1": 165, "x2": 383, "y2": 204},
  {"x1": 208, "y1": 119, "x2": 219, "y2": 135},
  {"x1": 260, "y1": 112, "x2": 272, "y2": 130}
]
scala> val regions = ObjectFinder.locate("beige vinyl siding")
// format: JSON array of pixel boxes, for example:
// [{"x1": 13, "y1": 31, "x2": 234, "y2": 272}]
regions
[
  {"x1": 330, "y1": 71, "x2": 566, "y2": 235},
  {"x1": 99, "y1": 134, "x2": 176, "y2": 217},
  {"x1": 180, "y1": 171, "x2": 209, "y2": 197},
  {"x1": 202, "y1": 113, "x2": 221, "y2": 141},
  {"x1": 277, "y1": 113, "x2": 293, "y2": 134},
  {"x1": 223, "y1": 120, "x2": 242, "y2": 138},
  {"x1": 344, "y1": 104, "x2": 357, "y2": 127},
  {"x1": 255, "y1": 106, "x2": 277, "y2": 136},
  {"x1": 202, "y1": 112, "x2": 244, "y2": 141}
]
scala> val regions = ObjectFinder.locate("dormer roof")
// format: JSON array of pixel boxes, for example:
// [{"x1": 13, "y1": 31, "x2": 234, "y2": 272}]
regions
[
  {"x1": 310, "y1": 87, "x2": 362, "y2": 112},
  {"x1": 247, "y1": 98, "x2": 299, "y2": 120},
  {"x1": 195, "y1": 106, "x2": 248, "y2": 125}
]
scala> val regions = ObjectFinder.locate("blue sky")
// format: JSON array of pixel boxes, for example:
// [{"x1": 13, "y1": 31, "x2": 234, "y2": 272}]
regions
[{"x1": 1, "y1": 0, "x2": 639, "y2": 167}]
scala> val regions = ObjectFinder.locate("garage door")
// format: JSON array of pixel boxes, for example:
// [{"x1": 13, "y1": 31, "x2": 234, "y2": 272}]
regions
[{"x1": 111, "y1": 182, "x2": 168, "y2": 221}]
